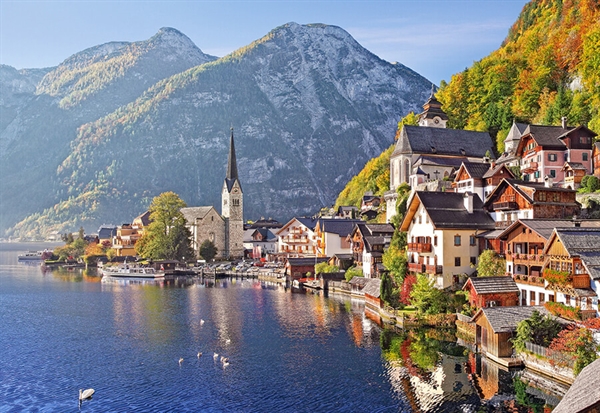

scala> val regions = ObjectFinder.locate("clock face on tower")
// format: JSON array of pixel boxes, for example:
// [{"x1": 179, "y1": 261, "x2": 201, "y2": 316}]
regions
[{"x1": 434, "y1": 118, "x2": 440, "y2": 124}]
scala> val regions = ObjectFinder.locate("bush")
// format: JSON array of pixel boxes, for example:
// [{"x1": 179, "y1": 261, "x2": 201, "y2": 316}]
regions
[{"x1": 544, "y1": 301, "x2": 582, "y2": 320}]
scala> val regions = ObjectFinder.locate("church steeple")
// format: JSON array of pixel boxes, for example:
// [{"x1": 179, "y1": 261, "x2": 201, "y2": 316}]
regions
[
  {"x1": 418, "y1": 85, "x2": 448, "y2": 128},
  {"x1": 225, "y1": 127, "x2": 241, "y2": 192}
]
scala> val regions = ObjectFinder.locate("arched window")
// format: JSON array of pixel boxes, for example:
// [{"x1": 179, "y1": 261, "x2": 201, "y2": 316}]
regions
[{"x1": 404, "y1": 159, "x2": 410, "y2": 183}]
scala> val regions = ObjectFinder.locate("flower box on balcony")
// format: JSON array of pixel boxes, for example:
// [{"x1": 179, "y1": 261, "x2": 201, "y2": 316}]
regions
[{"x1": 543, "y1": 268, "x2": 572, "y2": 285}]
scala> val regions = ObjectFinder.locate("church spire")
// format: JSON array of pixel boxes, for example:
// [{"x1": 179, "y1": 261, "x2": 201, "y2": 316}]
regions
[
  {"x1": 227, "y1": 127, "x2": 238, "y2": 181},
  {"x1": 225, "y1": 127, "x2": 241, "y2": 192}
]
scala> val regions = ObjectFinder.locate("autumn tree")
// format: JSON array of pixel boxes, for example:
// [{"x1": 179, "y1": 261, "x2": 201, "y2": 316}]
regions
[
  {"x1": 549, "y1": 325, "x2": 600, "y2": 375},
  {"x1": 476, "y1": 250, "x2": 506, "y2": 277},
  {"x1": 399, "y1": 274, "x2": 417, "y2": 306},
  {"x1": 512, "y1": 310, "x2": 563, "y2": 352},
  {"x1": 135, "y1": 192, "x2": 194, "y2": 261}
]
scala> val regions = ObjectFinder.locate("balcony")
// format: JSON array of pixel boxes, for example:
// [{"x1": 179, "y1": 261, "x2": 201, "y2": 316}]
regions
[
  {"x1": 407, "y1": 242, "x2": 432, "y2": 253},
  {"x1": 408, "y1": 263, "x2": 425, "y2": 273},
  {"x1": 425, "y1": 265, "x2": 442, "y2": 275},
  {"x1": 282, "y1": 236, "x2": 309, "y2": 244},
  {"x1": 522, "y1": 162, "x2": 538, "y2": 174},
  {"x1": 572, "y1": 274, "x2": 590, "y2": 289},
  {"x1": 510, "y1": 253, "x2": 545, "y2": 264},
  {"x1": 492, "y1": 201, "x2": 518, "y2": 211}
]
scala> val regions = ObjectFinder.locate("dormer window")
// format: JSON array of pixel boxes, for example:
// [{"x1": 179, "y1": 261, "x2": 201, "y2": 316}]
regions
[
  {"x1": 460, "y1": 149, "x2": 466, "y2": 155},
  {"x1": 431, "y1": 146, "x2": 437, "y2": 153}
]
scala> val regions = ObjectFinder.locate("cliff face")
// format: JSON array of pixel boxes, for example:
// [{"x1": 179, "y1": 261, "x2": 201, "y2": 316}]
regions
[{"x1": 0, "y1": 23, "x2": 432, "y2": 239}]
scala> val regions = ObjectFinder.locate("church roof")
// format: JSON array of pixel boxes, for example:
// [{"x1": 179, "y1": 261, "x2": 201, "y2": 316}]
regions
[
  {"x1": 393, "y1": 125, "x2": 494, "y2": 159},
  {"x1": 225, "y1": 128, "x2": 242, "y2": 192},
  {"x1": 180, "y1": 206, "x2": 219, "y2": 223}
]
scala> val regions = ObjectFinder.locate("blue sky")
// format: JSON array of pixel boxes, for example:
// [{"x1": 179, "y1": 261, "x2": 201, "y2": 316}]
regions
[{"x1": 0, "y1": 0, "x2": 528, "y2": 85}]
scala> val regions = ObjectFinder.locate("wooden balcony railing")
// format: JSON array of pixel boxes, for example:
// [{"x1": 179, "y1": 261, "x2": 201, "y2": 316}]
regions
[
  {"x1": 425, "y1": 265, "x2": 443, "y2": 275},
  {"x1": 492, "y1": 201, "x2": 518, "y2": 211},
  {"x1": 407, "y1": 242, "x2": 432, "y2": 253},
  {"x1": 408, "y1": 263, "x2": 425, "y2": 273},
  {"x1": 572, "y1": 274, "x2": 590, "y2": 289}
]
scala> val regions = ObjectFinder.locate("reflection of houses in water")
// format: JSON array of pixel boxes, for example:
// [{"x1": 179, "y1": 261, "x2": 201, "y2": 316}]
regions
[
  {"x1": 386, "y1": 353, "x2": 479, "y2": 412},
  {"x1": 468, "y1": 354, "x2": 514, "y2": 401}
]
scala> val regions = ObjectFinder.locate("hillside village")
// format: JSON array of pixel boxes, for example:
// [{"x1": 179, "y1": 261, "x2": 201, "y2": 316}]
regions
[{"x1": 73, "y1": 90, "x2": 600, "y2": 391}]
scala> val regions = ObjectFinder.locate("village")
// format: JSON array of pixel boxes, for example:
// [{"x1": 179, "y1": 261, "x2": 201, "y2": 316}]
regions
[{"x1": 54, "y1": 91, "x2": 600, "y2": 408}]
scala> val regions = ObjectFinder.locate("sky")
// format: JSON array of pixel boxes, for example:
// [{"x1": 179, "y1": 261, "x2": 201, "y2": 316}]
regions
[{"x1": 0, "y1": 0, "x2": 529, "y2": 85}]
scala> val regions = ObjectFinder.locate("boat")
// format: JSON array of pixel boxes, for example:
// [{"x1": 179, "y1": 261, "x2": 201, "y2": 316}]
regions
[
  {"x1": 101, "y1": 264, "x2": 165, "y2": 279},
  {"x1": 18, "y1": 250, "x2": 45, "y2": 261}
]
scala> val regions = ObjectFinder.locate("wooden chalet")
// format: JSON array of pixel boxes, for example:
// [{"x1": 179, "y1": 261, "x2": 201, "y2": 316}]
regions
[
  {"x1": 542, "y1": 227, "x2": 600, "y2": 319},
  {"x1": 484, "y1": 178, "x2": 580, "y2": 228},
  {"x1": 453, "y1": 162, "x2": 514, "y2": 202},
  {"x1": 463, "y1": 277, "x2": 519, "y2": 309},
  {"x1": 562, "y1": 162, "x2": 588, "y2": 190},
  {"x1": 328, "y1": 253, "x2": 354, "y2": 271},
  {"x1": 472, "y1": 306, "x2": 551, "y2": 366},
  {"x1": 362, "y1": 278, "x2": 382, "y2": 312},
  {"x1": 348, "y1": 223, "x2": 394, "y2": 278},
  {"x1": 284, "y1": 257, "x2": 329, "y2": 280}
]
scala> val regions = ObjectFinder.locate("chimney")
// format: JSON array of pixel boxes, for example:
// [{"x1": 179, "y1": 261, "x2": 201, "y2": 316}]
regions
[
  {"x1": 561, "y1": 116, "x2": 567, "y2": 129},
  {"x1": 544, "y1": 175, "x2": 553, "y2": 187},
  {"x1": 464, "y1": 192, "x2": 474, "y2": 214}
]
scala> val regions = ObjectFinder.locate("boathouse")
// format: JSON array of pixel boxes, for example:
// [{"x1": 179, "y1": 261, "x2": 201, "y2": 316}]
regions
[{"x1": 463, "y1": 276, "x2": 520, "y2": 309}]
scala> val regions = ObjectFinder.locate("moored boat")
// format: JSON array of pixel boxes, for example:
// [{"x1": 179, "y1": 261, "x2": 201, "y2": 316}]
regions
[
  {"x1": 101, "y1": 264, "x2": 165, "y2": 279},
  {"x1": 18, "y1": 250, "x2": 50, "y2": 261}
]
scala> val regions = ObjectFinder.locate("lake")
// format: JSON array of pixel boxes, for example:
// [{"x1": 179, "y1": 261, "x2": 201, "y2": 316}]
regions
[{"x1": 0, "y1": 243, "x2": 561, "y2": 412}]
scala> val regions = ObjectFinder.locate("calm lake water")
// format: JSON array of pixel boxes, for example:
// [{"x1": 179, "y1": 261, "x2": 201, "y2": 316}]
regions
[{"x1": 0, "y1": 243, "x2": 561, "y2": 412}]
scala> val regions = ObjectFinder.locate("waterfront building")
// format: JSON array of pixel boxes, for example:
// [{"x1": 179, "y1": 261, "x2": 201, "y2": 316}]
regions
[
  {"x1": 400, "y1": 191, "x2": 495, "y2": 289},
  {"x1": 276, "y1": 217, "x2": 319, "y2": 257},
  {"x1": 314, "y1": 219, "x2": 362, "y2": 257},
  {"x1": 463, "y1": 276, "x2": 520, "y2": 309},
  {"x1": 348, "y1": 222, "x2": 394, "y2": 278}
]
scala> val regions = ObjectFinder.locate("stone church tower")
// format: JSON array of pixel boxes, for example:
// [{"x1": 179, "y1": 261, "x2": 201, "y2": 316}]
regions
[{"x1": 221, "y1": 128, "x2": 244, "y2": 259}]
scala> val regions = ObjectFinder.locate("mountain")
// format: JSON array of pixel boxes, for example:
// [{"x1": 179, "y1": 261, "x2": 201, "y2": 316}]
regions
[
  {"x1": 0, "y1": 23, "x2": 432, "y2": 239},
  {"x1": 436, "y1": 0, "x2": 600, "y2": 151}
]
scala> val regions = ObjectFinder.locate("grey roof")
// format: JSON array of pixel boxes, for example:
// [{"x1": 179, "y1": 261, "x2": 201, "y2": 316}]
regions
[
  {"x1": 393, "y1": 125, "x2": 495, "y2": 158},
  {"x1": 331, "y1": 253, "x2": 353, "y2": 260},
  {"x1": 180, "y1": 206, "x2": 218, "y2": 224},
  {"x1": 504, "y1": 121, "x2": 528, "y2": 145},
  {"x1": 225, "y1": 128, "x2": 242, "y2": 192},
  {"x1": 419, "y1": 91, "x2": 449, "y2": 121},
  {"x1": 465, "y1": 276, "x2": 520, "y2": 295},
  {"x1": 472, "y1": 306, "x2": 551, "y2": 333},
  {"x1": 296, "y1": 217, "x2": 319, "y2": 230},
  {"x1": 413, "y1": 155, "x2": 469, "y2": 168},
  {"x1": 133, "y1": 210, "x2": 151, "y2": 227},
  {"x1": 362, "y1": 278, "x2": 381, "y2": 298},
  {"x1": 321, "y1": 219, "x2": 363, "y2": 237},
  {"x1": 499, "y1": 219, "x2": 600, "y2": 241},
  {"x1": 415, "y1": 192, "x2": 495, "y2": 230},
  {"x1": 459, "y1": 162, "x2": 492, "y2": 180},
  {"x1": 553, "y1": 358, "x2": 600, "y2": 413},
  {"x1": 563, "y1": 162, "x2": 587, "y2": 171},
  {"x1": 482, "y1": 163, "x2": 515, "y2": 179},
  {"x1": 98, "y1": 226, "x2": 117, "y2": 239},
  {"x1": 349, "y1": 277, "x2": 370, "y2": 287},
  {"x1": 522, "y1": 125, "x2": 572, "y2": 150},
  {"x1": 554, "y1": 228, "x2": 600, "y2": 280}
]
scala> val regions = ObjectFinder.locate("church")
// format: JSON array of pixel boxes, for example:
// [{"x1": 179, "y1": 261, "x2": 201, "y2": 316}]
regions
[{"x1": 181, "y1": 128, "x2": 244, "y2": 260}]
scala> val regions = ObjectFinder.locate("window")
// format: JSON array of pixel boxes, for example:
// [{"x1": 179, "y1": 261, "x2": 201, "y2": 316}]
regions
[
  {"x1": 554, "y1": 193, "x2": 561, "y2": 202},
  {"x1": 455, "y1": 257, "x2": 461, "y2": 267},
  {"x1": 534, "y1": 171, "x2": 540, "y2": 178},
  {"x1": 469, "y1": 235, "x2": 476, "y2": 246},
  {"x1": 470, "y1": 256, "x2": 477, "y2": 266},
  {"x1": 433, "y1": 236, "x2": 437, "y2": 246},
  {"x1": 538, "y1": 192, "x2": 546, "y2": 201},
  {"x1": 454, "y1": 235, "x2": 461, "y2": 246},
  {"x1": 418, "y1": 216, "x2": 422, "y2": 224},
  {"x1": 530, "y1": 290, "x2": 536, "y2": 305},
  {"x1": 548, "y1": 153, "x2": 557, "y2": 161},
  {"x1": 580, "y1": 136, "x2": 590, "y2": 144},
  {"x1": 583, "y1": 153, "x2": 589, "y2": 161},
  {"x1": 549, "y1": 170, "x2": 556, "y2": 178}
]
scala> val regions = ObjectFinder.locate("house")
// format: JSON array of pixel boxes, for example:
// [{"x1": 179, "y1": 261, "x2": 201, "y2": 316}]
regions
[
  {"x1": 463, "y1": 277, "x2": 520, "y2": 309},
  {"x1": 471, "y1": 306, "x2": 551, "y2": 365},
  {"x1": 542, "y1": 227, "x2": 600, "y2": 319},
  {"x1": 98, "y1": 225, "x2": 117, "y2": 247},
  {"x1": 363, "y1": 278, "x2": 382, "y2": 311},
  {"x1": 181, "y1": 206, "x2": 226, "y2": 259},
  {"x1": 336, "y1": 206, "x2": 359, "y2": 219},
  {"x1": 496, "y1": 219, "x2": 600, "y2": 307},
  {"x1": 328, "y1": 253, "x2": 354, "y2": 271},
  {"x1": 111, "y1": 223, "x2": 143, "y2": 257},
  {"x1": 243, "y1": 228, "x2": 278, "y2": 259},
  {"x1": 400, "y1": 191, "x2": 495, "y2": 289},
  {"x1": 360, "y1": 192, "x2": 382, "y2": 221},
  {"x1": 386, "y1": 92, "x2": 495, "y2": 222},
  {"x1": 553, "y1": 358, "x2": 600, "y2": 413},
  {"x1": 276, "y1": 217, "x2": 319, "y2": 257},
  {"x1": 314, "y1": 219, "x2": 362, "y2": 257},
  {"x1": 562, "y1": 162, "x2": 588, "y2": 190},
  {"x1": 515, "y1": 122, "x2": 596, "y2": 186},
  {"x1": 593, "y1": 142, "x2": 600, "y2": 178},
  {"x1": 483, "y1": 178, "x2": 580, "y2": 228},
  {"x1": 348, "y1": 223, "x2": 395, "y2": 278},
  {"x1": 453, "y1": 162, "x2": 514, "y2": 202},
  {"x1": 284, "y1": 257, "x2": 329, "y2": 280}
]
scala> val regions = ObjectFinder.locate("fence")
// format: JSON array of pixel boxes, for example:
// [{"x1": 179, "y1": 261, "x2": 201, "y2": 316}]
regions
[{"x1": 524, "y1": 341, "x2": 575, "y2": 368}]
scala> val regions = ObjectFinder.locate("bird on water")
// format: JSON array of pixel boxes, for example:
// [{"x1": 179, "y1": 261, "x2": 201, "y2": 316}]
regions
[
  {"x1": 79, "y1": 388, "x2": 95, "y2": 401},
  {"x1": 197, "y1": 352, "x2": 203, "y2": 358},
  {"x1": 213, "y1": 352, "x2": 219, "y2": 360},
  {"x1": 179, "y1": 357, "x2": 184, "y2": 365}
]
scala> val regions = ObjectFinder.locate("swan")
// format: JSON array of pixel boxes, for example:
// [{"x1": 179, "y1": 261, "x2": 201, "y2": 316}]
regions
[
  {"x1": 222, "y1": 361, "x2": 229, "y2": 367},
  {"x1": 197, "y1": 352, "x2": 202, "y2": 358},
  {"x1": 79, "y1": 388, "x2": 95, "y2": 401},
  {"x1": 213, "y1": 352, "x2": 219, "y2": 360},
  {"x1": 221, "y1": 357, "x2": 229, "y2": 363},
  {"x1": 200, "y1": 319, "x2": 205, "y2": 325},
  {"x1": 179, "y1": 357, "x2": 184, "y2": 365},
  {"x1": 225, "y1": 339, "x2": 231, "y2": 344}
]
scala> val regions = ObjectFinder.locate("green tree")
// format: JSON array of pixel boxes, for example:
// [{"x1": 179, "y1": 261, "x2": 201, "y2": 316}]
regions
[
  {"x1": 512, "y1": 310, "x2": 563, "y2": 352},
  {"x1": 135, "y1": 191, "x2": 194, "y2": 261},
  {"x1": 409, "y1": 274, "x2": 448, "y2": 315},
  {"x1": 78, "y1": 226, "x2": 85, "y2": 240},
  {"x1": 344, "y1": 266, "x2": 363, "y2": 282},
  {"x1": 380, "y1": 271, "x2": 397, "y2": 307},
  {"x1": 315, "y1": 262, "x2": 339, "y2": 274},
  {"x1": 199, "y1": 240, "x2": 217, "y2": 261},
  {"x1": 476, "y1": 250, "x2": 506, "y2": 277}
]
